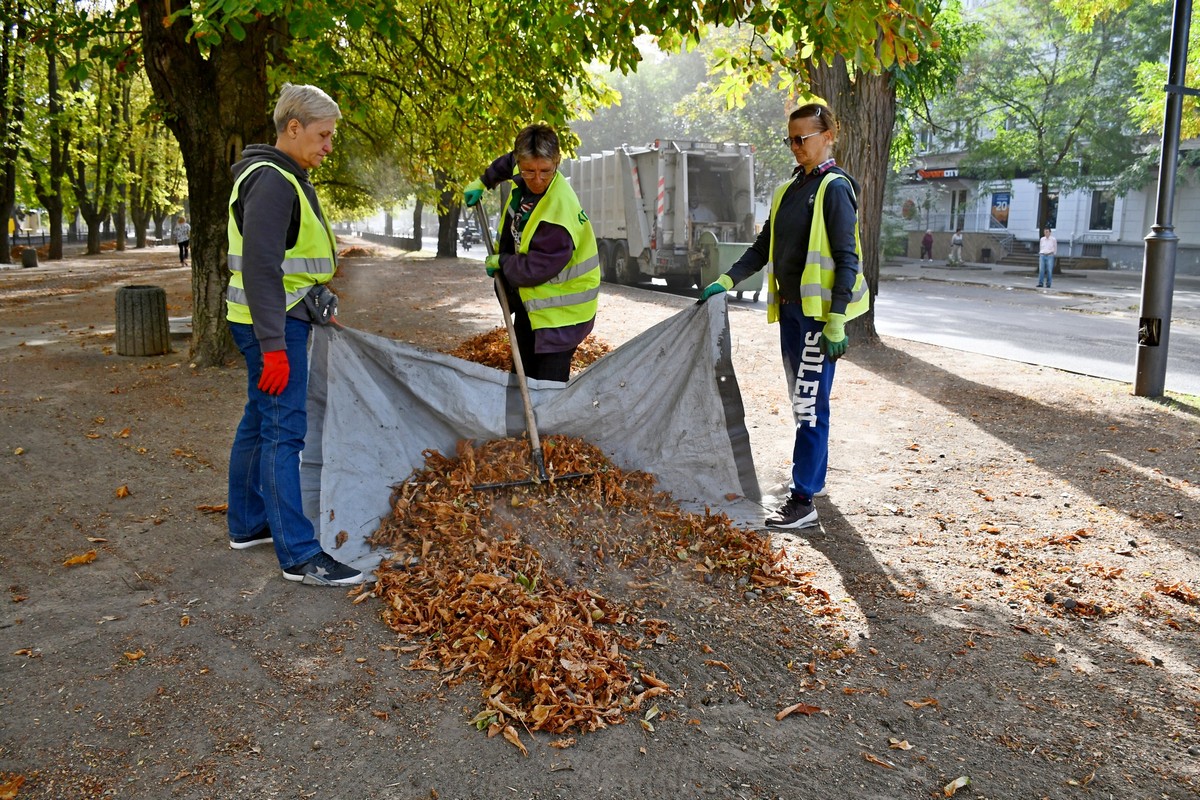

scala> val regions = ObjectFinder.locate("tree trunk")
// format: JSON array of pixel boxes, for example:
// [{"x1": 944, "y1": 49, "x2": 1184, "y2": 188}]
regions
[
  {"x1": 0, "y1": 0, "x2": 27, "y2": 265},
  {"x1": 435, "y1": 171, "x2": 458, "y2": 257},
  {"x1": 115, "y1": 197, "x2": 127, "y2": 251},
  {"x1": 807, "y1": 56, "x2": 896, "y2": 345},
  {"x1": 136, "y1": 0, "x2": 280, "y2": 366},
  {"x1": 412, "y1": 200, "x2": 423, "y2": 250},
  {"x1": 27, "y1": 32, "x2": 67, "y2": 262},
  {"x1": 384, "y1": 210, "x2": 393, "y2": 237}
]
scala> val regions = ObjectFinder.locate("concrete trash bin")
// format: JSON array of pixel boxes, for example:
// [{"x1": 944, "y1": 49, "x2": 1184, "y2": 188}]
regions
[
  {"x1": 115, "y1": 285, "x2": 171, "y2": 356},
  {"x1": 20, "y1": 248, "x2": 37, "y2": 269}
]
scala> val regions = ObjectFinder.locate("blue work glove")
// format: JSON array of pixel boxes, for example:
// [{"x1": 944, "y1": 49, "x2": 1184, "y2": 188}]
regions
[
  {"x1": 484, "y1": 254, "x2": 501, "y2": 278},
  {"x1": 700, "y1": 274, "x2": 734, "y2": 301},
  {"x1": 463, "y1": 178, "x2": 485, "y2": 207},
  {"x1": 820, "y1": 313, "x2": 848, "y2": 361}
]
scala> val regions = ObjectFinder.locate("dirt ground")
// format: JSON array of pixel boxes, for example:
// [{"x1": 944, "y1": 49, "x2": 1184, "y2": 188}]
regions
[{"x1": 1, "y1": 242, "x2": 1198, "y2": 800}]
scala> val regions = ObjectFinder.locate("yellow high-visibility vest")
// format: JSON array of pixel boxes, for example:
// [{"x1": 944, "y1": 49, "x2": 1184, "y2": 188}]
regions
[
  {"x1": 764, "y1": 171, "x2": 869, "y2": 324},
  {"x1": 226, "y1": 161, "x2": 336, "y2": 324},
  {"x1": 509, "y1": 173, "x2": 600, "y2": 330}
]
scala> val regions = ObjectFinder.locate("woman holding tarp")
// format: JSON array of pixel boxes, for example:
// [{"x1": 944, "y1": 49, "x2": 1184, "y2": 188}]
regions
[{"x1": 701, "y1": 102, "x2": 869, "y2": 531}]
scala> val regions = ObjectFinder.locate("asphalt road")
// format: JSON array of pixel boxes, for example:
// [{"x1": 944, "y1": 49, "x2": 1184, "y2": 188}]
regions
[{"x1": 873, "y1": 277, "x2": 1200, "y2": 397}]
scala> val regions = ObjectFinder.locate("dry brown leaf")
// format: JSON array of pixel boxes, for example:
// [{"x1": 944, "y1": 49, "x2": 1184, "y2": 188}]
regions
[
  {"x1": 548, "y1": 738, "x2": 576, "y2": 749},
  {"x1": 904, "y1": 697, "x2": 939, "y2": 709},
  {"x1": 195, "y1": 503, "x2": 228, "y2": 514},
  {"x1": 86, "y1": 536, "x2": 107, "y2": 543},
  {"x1": 115, "y1": 485, "x2": 130, "y2": 498},
  {"x1": 863, "y1": 753, "x2": 895, "y2": 769},
  {"x1": 775, "y1": 702, "x2": 822, "y2": 720},
  {"x1": 63, "y1": 550, "x2": 97, "y2": 567},
  {"x1": 888, "y1": 738, "x2": 913, "y2": 750},
  {"x1": 501, "y1": 725, "x2": 528, "y2": 756},
  {"x1": 943, "y1": 775, "x2": 970, "y2": 796},
  {"x1": 124, "y1": 649, "x2": 146, "y2": 661},
  {"x1": 179, "y1": 615, "x2": 190, "y2": 627},
  {"x1": 0, "y1": 774, "x2": 26, "y2": 799},
  {"x1": 640, "y1": 672, "x2": 669, "y2": 690}
]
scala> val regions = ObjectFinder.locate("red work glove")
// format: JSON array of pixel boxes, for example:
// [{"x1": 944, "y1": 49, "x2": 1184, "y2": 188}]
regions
[{"x1": 258, "y1": 350, "x2": 290, "y2": 395}]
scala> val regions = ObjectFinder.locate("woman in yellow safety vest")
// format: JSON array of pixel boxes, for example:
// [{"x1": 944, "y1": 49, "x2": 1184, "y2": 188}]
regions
[
  {"x1": 463, "y1": 124, "x2": 600, "y2": 383},
  {"x1": 224, "y1": 83, "x2": 365, "y2": 588},
  {"x1": 702, "y1": 102, "x2": 869, "y2": 531}
]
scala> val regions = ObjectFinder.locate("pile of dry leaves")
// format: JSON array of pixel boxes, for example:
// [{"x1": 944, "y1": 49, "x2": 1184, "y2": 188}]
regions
[
  {"x1": 361, "y1": 436, "x2": 832, "y2": 751},
  {"x1": 447, "y1": 327, "x2": 611, "y2": 373},
  {"x1": 336, "y1": 245, "x2": 379, "y2": 258}
]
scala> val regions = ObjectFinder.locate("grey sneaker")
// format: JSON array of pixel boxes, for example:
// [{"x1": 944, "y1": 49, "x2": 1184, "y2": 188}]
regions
[
  {"x1": 765, "y1": 495, "x2": 819, "y2": 529},
  {"x1": 229, "y1": 528, "x2": 273, "y2": 550},
  {"x1": 282, "y1": 552, "x2": 366, "y2": 586}
]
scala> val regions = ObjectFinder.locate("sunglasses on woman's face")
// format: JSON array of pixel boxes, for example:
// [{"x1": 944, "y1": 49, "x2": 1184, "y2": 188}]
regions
[{"x1": 783, "y1": 131, "x2": 823, "y2": 148}]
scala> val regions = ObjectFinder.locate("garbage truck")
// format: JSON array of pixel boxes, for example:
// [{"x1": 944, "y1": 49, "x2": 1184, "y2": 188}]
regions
[{"x1": 560, "y1": 140, "x2": 761, "y2": 296}]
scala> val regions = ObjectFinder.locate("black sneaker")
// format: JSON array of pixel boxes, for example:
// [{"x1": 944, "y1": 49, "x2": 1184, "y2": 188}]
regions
[
  {"x1": 229, "y1": 528, "x2": 273, "y2": 550},
  {"x1": 282, "y1": 552, "x2": 366, "y2": 586},
  {"x1": 765, "y1": 495, "x2": 819, "y2": 529}
]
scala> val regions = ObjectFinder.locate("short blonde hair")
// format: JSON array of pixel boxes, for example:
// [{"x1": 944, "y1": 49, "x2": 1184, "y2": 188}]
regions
[{"x1": 273, "y1": 83, "x2": 341, "y2": 134}]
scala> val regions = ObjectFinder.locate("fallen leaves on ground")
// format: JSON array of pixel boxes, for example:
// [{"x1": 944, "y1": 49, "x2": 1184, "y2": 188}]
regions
[
  {"x1": 447, "y1": 327, "x2": 611, "y2": 373},
  {"x1": 366, "y1": 435, "x2": 832, "y2": 738},
  {"x1": 943, "y1": 775, "x2": 971, "y2": 796},
  {"x1": 1156, "y1": 581, "x2": 1200, "y2": 605},
  {"x1": 63, "y1": 550, "x2": 97, "y2": 567},
  {"x1": 337, "y1": 245, "x2": 378, "y2": 258},
  {"x1": 0, "y1": 774, "x2": 26, "y2": 799},
  {"x1": 776, "y1": 702, "x2": 822, "y2": 720}
]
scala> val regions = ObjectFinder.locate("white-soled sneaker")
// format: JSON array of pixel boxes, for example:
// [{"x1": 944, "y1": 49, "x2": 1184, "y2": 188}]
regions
[
  {"x1": 282, "y1": 552, "x2": 366, "y2": 586},
  {"x1": 765, "y1": 496, "x2": 819, "y2": 529}
]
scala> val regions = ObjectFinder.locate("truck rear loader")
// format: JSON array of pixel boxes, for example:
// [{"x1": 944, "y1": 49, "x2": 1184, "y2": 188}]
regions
[{"x1": 561, "y1": 140, "x2": 762, "y2": 296}]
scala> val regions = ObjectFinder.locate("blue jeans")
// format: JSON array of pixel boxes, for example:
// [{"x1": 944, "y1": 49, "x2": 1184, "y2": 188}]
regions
[
  {"x1": 1038, "y1": 254, "x2": 1054, "y2": 286},
  {"x1": 228, "y1": 317, "x2": 322, "y2": 569},
  {"x1": 779, "y1": 304, "x2": 836, "y2": 500}
]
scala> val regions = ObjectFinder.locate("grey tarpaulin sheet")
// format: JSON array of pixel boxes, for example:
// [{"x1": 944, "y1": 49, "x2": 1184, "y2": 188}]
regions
[{"x1": 300, "y1": 298, "x2": 763, "y2": 571}]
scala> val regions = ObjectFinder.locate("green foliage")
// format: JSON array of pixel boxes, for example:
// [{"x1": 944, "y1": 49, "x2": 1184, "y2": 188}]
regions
[
  {"x1": 948, "y1": 0, "x2": 1168, "y2": 197},
  {"x1": 892, "y1": 1, "x2": 982, "y2": 169}
]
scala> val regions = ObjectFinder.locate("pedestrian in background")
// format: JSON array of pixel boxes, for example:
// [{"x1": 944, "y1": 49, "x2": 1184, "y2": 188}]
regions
[
  {"x1": 920, "y1": 229, "x2": 934, "y2": 261},
  {"x1": 949, "y1": 228, "x2": 964, "y2": 265},
  {"x1": 1038, "y1": 227, "x2": 1057, "y2": 288},
  {"x1": 173, "y1": 217, "x2": 191, "y2": 265},
  {"x1": 224, "y1": 82, "x2": 364, "y2": 587},
  {"x1": 700, "y1": 102, "x2": 869, "y2": 530},
  {"x1": 462, "y1": 124, "x2": 600, "y2": 383}
]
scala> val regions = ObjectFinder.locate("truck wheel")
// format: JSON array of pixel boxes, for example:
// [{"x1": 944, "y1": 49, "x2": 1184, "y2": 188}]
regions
[
  {"x1": 665, "y1": 275, "x2": 694, "y2": 290},
  {"x1": 613, "y1": 242, "x2": 638, "y2": 285},
  {"x1": 597, "y1": 241, "x2": 615, "y2": 283}
]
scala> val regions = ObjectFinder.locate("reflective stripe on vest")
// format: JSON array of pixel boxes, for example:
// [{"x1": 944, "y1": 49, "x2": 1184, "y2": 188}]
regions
[
  {"x1": 513, "y1": 173, "x2": 600, "y2": 330},
  {"x1": 226, "y1": 161, "x2": 337, "y2": 324},
  {"x1": 763, "y1": 171, "x2": 869, "y2": 324}
]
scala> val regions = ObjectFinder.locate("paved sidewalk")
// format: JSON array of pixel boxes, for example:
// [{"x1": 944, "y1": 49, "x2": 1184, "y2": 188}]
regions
[{"x1": 881, "y1": 257, "x2": 1200, "y2": 320}]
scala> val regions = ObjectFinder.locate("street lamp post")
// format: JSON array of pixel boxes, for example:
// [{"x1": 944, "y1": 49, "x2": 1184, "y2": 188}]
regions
[{"x1": 1135, "y1": 0, "x2": 1194, "y2": 397}]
